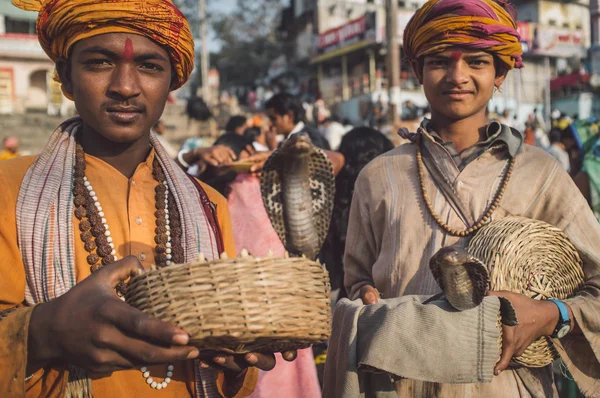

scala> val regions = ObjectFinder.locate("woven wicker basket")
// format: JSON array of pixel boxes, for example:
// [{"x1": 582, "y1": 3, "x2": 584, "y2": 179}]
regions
[
  {"x1": 468, "y1": 216, "x2": 585, "y2": 367},
  {"x1": 125, "y1": 252, "x2": 332, "y2": 354}
]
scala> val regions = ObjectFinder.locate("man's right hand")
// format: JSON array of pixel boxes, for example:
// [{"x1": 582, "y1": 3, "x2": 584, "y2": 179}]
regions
[
  {"x1": 189, "y1": 145, "x2": 238, "y2": 168},
  {"x1": 359, "y1": 285, "x2": 380, "y2": 305},
  {"x1": 27, "y1": 257, "x2": 199, "y2": 376}
]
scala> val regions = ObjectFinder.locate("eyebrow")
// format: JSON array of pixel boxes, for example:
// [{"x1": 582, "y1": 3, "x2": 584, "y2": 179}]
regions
[
  {"x1": 429, "y1": 53, "x2": 492, "y2": 60},
  {"x1": 79, "y1": 46, "x2": 169, "y2": 63}
]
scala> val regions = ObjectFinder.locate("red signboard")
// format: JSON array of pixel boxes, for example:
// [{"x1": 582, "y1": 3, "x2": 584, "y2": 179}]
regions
[{"x1": 318, "y1": 16, "x2": 367, "y2": 50}]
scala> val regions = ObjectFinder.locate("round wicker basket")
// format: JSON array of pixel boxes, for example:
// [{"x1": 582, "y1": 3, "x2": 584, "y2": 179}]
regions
[
  {"x1": 125, "y1": 252, "x2": 332, "y2": 354},
  {"x1": 468, "y1": 216, "x2": 585, "y2": 368}
]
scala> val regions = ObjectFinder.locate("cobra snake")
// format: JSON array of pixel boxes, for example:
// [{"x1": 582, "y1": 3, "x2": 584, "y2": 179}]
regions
[
  {"x1": 429, "y1": 247, "x2": 518, "y2": 326},
  {"x1": 260, "y1": 133, "x2": 335, "y2": 260}
]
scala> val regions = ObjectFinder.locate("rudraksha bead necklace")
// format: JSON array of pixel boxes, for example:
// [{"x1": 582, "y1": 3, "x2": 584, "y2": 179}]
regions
[
  {"x1": 72, "y1": 143, "x2": 184, "y2": 390},
  {"x1": 416, "y1": 144, "x2": 515, "y2": 237}
]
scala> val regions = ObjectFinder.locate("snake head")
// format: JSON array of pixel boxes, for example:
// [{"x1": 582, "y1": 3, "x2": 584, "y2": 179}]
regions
[
  {"x1": 432, "y1": 246, "x2": 474, "y2": 266},
  {"x1": 281, "y1": 133, "x2": 313, "y2": 154},
  {"x1": 429, "y1": 246, "x2": 490, "y2": 311}
]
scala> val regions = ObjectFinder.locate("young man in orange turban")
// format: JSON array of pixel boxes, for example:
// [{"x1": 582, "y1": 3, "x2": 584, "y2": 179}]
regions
[
  {"x1": 324, "y1": 0, "x2": 600, "y2": 396},
  {"x1": 0, "y1": 1, "x2": 295, "y2": 397}
]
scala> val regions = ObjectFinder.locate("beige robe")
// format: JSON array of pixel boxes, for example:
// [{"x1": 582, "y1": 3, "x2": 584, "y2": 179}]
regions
[{"x1": 343, "y1": 130, "x2": 600, "y2": 397}]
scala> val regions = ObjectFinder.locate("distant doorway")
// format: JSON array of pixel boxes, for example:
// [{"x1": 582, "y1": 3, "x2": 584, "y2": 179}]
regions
[{"x1": 25, "y1": 69, "x2": 49, "y2": 112}]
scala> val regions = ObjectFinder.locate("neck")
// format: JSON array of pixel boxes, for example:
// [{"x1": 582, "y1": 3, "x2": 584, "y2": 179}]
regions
[
  {"x1": 80, "y1": 124, "x2": 151, "y2": 178},
  {"x1": 283, "y1": 121, "x2": 301, "y2": 137},
  {"x1": 429, "y1": 111, "x2": 489, "y2": 153}
]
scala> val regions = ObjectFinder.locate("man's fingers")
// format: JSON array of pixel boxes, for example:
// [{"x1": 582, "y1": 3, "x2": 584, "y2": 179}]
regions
[
  {"x1": 495, "y1": 326, "x2": 516, "y2": 375},
  {"x1": 204, "y1": 156, "x2": 219, "y2": 167},
  {"x1": 207, "y1": 354, "x2": 245, "y2": 373},
  {"x1": 244, "y1": 352, "x2": 276, "y2": 371},
  {"x1": 211, "y1": 147, "x2": 236, "y2": 165},
  {"x1": 360, "y1": 285, "x2": 380, "y2": 305},
  {"x1": 100, "y1": 256, "x2": 145, "y2": 287},
  {"x1": 250, "y1": 163, "x2": 264, "y2": 173},
  {"x1": 93, "y1": 328, "x2": 199, "y2": 366},
  {"x1": 104, "y1": 301, "x2": 190, "y2": 346},
  {"x1": 225, "y1": 147, "x2": 238, "y2": 161}
]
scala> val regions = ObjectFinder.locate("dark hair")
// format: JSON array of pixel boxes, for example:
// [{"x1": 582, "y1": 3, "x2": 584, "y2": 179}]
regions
[
  {"x1": 199, "y1": 132, "x2": 252, "y2": 197},
  {"x1": 549, "y1": 128, "x2": 563, "y2": 144},
  {"x1": 186, "y1": 96, "x2": 212, "y2": 121},
  {"x1": 320, "y1": 127, "x2": 394, "y2": 295},
  {"x1": 244, "y1": 126, "x2": 262, "y2": 143},
  {"x1": 265, "y1": 93, "x2": 305, "y2": 124},
  {"x1": 225, "y1": 115, "x2": 247, "y2": 133}
]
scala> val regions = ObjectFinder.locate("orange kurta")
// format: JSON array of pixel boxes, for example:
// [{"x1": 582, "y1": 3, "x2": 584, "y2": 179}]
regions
[{"x1": 0, "y1": 150, "x2": 256, "y2": 397}]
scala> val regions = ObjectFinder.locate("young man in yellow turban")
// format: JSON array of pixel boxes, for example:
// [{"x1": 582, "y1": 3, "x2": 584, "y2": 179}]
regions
[
  {"x1": 324, "y1": 0, "x2": 600, "y2": 396},
  {"x1": 0, "y1": 1, "x2": 295, "y2": 397}
]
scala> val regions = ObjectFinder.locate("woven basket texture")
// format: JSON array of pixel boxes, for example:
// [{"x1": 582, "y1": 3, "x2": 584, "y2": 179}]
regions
[
  {"x1": 126, "y1": 255, "x2": 332, "y2": 354},
  {"x1": 468, "y1": 216, "x2": 585, "y2": 368}
]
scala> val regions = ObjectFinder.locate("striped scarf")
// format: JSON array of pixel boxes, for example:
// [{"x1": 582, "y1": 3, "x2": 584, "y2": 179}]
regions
[{"x1": 16, "y1": 117, "x2": 221, "y2": 397}]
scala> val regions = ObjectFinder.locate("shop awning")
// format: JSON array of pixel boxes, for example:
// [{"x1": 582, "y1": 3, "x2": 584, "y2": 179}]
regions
[{"x1": 310, "y1": 40, "x2": 374, "y2": 64}]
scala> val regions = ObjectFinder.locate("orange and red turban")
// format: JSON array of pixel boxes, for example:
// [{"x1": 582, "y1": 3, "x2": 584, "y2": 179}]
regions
[
  {"x1": 12, "y1": 0, "x2": 194, "y2": 91},
  {"x1": 404, "y1": 0, "x2": 523, "y2": 79}
]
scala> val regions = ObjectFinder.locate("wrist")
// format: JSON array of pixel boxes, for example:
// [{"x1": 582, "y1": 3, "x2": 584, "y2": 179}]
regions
[
  {"x1": 540, "y1": 300, "x2": 561, "y2": 337},
  {"x1": 27, "y1": 303, "x2": 59, "y2": 374},
  {"x1": 178, "y1": 150, "x2": 193, "y2": 168}
]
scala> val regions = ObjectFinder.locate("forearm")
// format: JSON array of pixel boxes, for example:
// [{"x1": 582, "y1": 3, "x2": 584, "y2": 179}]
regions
[{"x1": 26, "y1": 303, "x2": 57, "y2": 376}]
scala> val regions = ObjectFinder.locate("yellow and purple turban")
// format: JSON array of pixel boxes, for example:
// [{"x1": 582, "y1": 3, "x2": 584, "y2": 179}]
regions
[
  {"x1": 404, "y1": 0, "x2": 523, "y2": 80},
  {"x1": 12, "y1": 0, "x2": 194, "y2": 91}
]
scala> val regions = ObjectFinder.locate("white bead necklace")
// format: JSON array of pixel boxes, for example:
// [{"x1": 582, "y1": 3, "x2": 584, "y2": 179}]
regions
[{"x1": 84, "y1": 176, "x2": 174, "y2": 390}]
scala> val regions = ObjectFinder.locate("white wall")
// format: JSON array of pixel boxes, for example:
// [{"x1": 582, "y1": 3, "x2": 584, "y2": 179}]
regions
[{"x1": 0, "y1": 59, "x2": 53, "y2": 113}]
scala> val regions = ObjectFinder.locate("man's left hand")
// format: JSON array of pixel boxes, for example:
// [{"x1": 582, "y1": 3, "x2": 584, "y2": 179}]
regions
[{"x1": 487, "y1": 291, "x2": 560, "y2": 375}]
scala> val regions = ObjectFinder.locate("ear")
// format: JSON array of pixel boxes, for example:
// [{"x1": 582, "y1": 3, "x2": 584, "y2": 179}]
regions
[
  {"x1": 286, "y1": 111, "x2": 295, "y2": 124},
  {"x1": 494, "y1": 71, "x2": 507, "y2": 91},
  {"x1": 55, "y1": 57, "x2": 74, "y2": 96}
]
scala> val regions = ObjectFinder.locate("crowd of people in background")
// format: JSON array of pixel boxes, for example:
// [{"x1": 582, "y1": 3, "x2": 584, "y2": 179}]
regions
[{"x1": 4, "y1": 89, "x2": 600, "y2": 396}]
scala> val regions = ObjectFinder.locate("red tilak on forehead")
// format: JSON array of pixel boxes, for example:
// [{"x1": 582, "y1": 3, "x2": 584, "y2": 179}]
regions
[
  {"x1": 123, "y1": 38, "x2": 134, "y2": 61},
  {"x1": 451, "y1": 51, "x2": 463, "y2": 62}
]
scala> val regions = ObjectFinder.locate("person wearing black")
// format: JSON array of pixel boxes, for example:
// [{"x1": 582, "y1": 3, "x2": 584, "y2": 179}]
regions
[{"x1": 265, "y1": 93, "x2": 331, "y2": 150}]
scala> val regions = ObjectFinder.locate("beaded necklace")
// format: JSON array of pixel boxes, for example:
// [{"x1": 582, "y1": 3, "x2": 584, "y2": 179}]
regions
[
  {"x1": 72, "y1": 143, "x2": 184, "y2": 390},
  {"x1": 416, "y1": 143, "x2": 515, "y2": 237}
]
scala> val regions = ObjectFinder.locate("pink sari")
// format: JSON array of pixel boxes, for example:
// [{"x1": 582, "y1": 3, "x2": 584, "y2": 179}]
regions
[{"x1": 227, "y1": 174, "x2": 322, "y2": 398}]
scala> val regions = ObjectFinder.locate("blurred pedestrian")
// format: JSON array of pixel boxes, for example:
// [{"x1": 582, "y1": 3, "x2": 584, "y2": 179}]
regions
[
  {"x1": 320, "y1": 116, "x2": 347, "y2": 151},
  {"x1": 266, "y1": 93, "x2": 330, "y2": 150},
  {"x1": 225, "y1": 169, "x2": 322, "y2": 398},
  {"x1": 546, "y1": 128, "x2": 571, "y2": 172},
  {"x1": 225, "y1": 115, "x2": 248, "y2": 136},
  {"x1": 0, "y1": 136, "x2": 19, "y2": 161}
]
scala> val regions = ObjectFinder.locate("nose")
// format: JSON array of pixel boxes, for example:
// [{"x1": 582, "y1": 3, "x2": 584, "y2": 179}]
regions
[
  {"x1": 446, "y1": 60, "x2": 469, "y2": 86},
  {"x1": 107, "y1": 64, "x2": 141, "y2": 101}
]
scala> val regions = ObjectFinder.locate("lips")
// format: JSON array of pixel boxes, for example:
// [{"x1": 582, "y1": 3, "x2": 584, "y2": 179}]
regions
[
  {"x1": 106, "y1": 106, "x2": 143, "y2": 123},
  {"x1": 442, "y1": 90, "x2": 474, "y2": 100}
]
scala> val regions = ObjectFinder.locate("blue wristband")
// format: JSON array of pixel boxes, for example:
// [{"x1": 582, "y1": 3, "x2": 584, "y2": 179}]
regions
[{"x1": 548, "y1": 299, "x2": 571, "y2": 338}]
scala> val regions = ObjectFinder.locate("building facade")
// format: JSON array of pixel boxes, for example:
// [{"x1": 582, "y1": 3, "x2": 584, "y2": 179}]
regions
[
  {"x1": 278, "y1": 0, "x2": 593, "y2": 125},
  {"x1": 0, "y1": 0, "x2": 71, "y2": 115}
]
